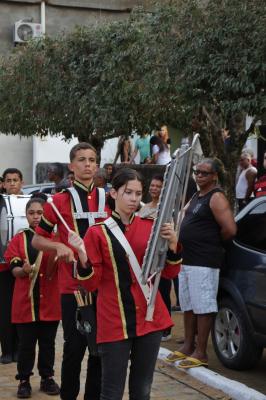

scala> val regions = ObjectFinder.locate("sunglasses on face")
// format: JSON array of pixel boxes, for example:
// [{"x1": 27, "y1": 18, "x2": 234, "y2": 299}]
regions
[{"x1": 194, "y1": 169, "x2": 214, "y2": 177}]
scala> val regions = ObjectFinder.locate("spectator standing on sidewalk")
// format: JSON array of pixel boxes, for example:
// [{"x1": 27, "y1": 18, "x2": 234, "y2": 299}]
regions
[
  {"x1": 138, "y1": 175, "x2": 163, "y2": 219},
  {"x1": 5, "y1": 196, "x2": 60, "y2": 398},
  {"x1": 47, "y1": 162, "x2": 69, "y2": 193},
  {"x1": 113, "y1": 135, "x2": 132, "y2": 164},
  {"x1": 130, "y1": 132, "x2": 150, "y2": 164},
  {"x1": 66, "y1": 170, "x2": 75, "y2": 186},
  {"x1": 0, "y1": 168, "x2": 24, "y2": 364},
  {"x1": 150, "y1": 135, "x2": 171, "y2": 165},
  {"x1": 235, "y1": 152, "x2": 257, "y2": 212},
  {"x1": 103, "y1": 163, "x2": 113, "y2": 183},
  {"x1": 159, "y1": 125, "x2": 171, "y2": 147},
  {"x1": 166, "y1": 158, "x2": 236, "y2": 368}
]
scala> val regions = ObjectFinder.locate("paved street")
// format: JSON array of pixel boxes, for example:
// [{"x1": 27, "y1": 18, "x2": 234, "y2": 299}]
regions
[
  {"x1": 0, "y1": 324, "x2": 230, "y2": 400},
  {"x1": 167, "y1": 311, "x2": 266, "y2": 396},
  {"x1": 2, "y1": 306, "x2": 266, "y2": 399}
]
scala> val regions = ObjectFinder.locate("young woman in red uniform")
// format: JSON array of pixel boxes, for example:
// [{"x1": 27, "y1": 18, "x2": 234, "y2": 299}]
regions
[
  {"x1": 75, "y1": 168, "x2": 182, "y2": 400},
  {"x1": 5, "y1": 196, "x2": 60, "y2": 399}
]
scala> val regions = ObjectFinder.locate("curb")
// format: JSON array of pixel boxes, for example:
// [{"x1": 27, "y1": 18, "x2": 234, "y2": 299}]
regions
[{"x1": 159, "y1": 347, "x2": 266, "y2": 400}]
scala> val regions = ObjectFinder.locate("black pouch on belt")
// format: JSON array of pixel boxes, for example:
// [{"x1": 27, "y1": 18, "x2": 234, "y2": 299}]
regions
[{"x1": 76, "y1": 292, "x2": 98, "y2": 356}]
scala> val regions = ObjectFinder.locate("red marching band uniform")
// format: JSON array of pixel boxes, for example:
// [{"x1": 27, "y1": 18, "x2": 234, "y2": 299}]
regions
[
  {"x1": 35, "y1": 181, "x2": 110, "y2": 294},
  {"x1": 5, "y1": 226, "x2": 61, "y2": 396},
  {"x1": 4, "y1": 228, "x2": 60, "y2": 324},
  {"x1": 254, "y1": 175, "x2": 266, "y2": 198},
  {"x1": 35, "y1": 180, "x2": 110, "y2": 400},
  {"x1": 78, "y1": 211, "x2": 182, "y2": 344}
]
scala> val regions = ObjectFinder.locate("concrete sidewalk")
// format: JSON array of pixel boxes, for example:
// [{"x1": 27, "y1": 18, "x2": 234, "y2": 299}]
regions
[{"x1": 0, "y1": 325, "x2": 229, "y2": 400}]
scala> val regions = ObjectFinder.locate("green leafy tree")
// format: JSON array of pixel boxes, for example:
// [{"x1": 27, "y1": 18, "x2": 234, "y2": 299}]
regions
[
  {"x1": 168, "y1": 0, "x2": 266, "y2": 199},
  {"x1": 134, "y1": 0, "x2": 266, "y2": 200},
  {"x1": 0, "y1": 0, "x2": 265, "y2": 200}
]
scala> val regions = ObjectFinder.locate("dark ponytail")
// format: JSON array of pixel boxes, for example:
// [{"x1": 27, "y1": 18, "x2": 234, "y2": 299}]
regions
[{"x1": 107, "y1": 168, "x2": 144, "y2": 210}]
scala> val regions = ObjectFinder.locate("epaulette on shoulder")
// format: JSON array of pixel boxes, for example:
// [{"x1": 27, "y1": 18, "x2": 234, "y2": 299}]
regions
[
  {"x1": 94, "y1": 221, "x2": 105, "y2": 226},
  {"x1": 17, "y1": 228, "x2": 28, "y2": 234}
]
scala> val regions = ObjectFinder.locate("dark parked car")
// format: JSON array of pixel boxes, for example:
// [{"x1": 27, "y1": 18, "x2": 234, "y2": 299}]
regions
[{"x1": 212, "y1": 196, "x2": 266, "y2": 370}]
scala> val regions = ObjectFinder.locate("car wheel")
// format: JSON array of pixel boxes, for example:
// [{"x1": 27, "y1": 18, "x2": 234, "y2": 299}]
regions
[{"x1": 212, "y1": 297, "x2": 263, "y2": 370}]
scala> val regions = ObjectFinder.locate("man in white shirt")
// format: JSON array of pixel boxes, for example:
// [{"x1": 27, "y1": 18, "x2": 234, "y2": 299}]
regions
[{"x1": 235, "y1": 152, "x2": 257, "y2": 211}]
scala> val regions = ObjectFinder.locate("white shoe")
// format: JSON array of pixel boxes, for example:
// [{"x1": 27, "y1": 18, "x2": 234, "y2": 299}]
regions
[{"x1": 161, "y1": 333, "x2": 172, "y2": 342}]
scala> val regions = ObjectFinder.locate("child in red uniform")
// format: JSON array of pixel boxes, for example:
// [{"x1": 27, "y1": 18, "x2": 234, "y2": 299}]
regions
[
  {"x1": 5, "y1": 196, "x2": 60, "y2": 399},
  {"x1": 74, "y1": 168, "x2": 182, "y2": 400}
]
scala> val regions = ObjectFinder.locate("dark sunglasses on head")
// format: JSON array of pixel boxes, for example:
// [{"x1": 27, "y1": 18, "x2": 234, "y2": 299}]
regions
[{"x1": 194, "y1": 169, "x2": 214, "y2": 177}]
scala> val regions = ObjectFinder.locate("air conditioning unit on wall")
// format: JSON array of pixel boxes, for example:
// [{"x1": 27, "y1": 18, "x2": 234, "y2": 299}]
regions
[{"x1": 14, "y1": 20, "x2": 43, "y2": 43}]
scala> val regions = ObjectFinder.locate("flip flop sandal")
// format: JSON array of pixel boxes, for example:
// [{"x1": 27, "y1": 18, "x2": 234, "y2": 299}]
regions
[
  {"x1": 165, "y1": 351, "x2": 187, "y2": 362},
  {"x1": 178, "y1": 356, "x2": 208, "y2": 369}
]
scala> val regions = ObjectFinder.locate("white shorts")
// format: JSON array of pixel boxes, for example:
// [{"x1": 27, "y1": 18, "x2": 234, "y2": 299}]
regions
[{"x1": 178, "y1": 265, "x2": 220, "y2": 314}]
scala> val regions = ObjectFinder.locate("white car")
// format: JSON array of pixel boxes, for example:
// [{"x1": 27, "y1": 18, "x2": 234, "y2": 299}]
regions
[{"x1": 22, "y1": 183, "x2": 55, "y2": 195}]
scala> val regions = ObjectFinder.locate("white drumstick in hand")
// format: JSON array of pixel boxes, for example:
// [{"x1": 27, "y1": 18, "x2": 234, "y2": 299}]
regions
[
  {"x1": 47, "y1": 197, "x2": 86, "y2": 263},
  {"x1": 47, "y1": 196, "x2": 71, "y2": 233}
]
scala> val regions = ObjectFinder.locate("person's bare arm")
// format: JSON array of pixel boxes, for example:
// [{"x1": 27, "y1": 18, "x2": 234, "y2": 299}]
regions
[
  {"x1": 129, "y1": 148, "x2": 138, "y2": 164},
  {"x1": 151, "y1": 152, "x2": 158, "y2": 164},
  {"x1": 32, "y1": 233, "x2": 75, "y2": 263},
  {"x1": 245, "y1": 169, "x2": 257, "y2": 199},
  {"x1": 210, "y1": 192, "x2": 237, "y2": 240},
  {"x1": 123, "y1": 141, "x2": 130, "y2": 163}
]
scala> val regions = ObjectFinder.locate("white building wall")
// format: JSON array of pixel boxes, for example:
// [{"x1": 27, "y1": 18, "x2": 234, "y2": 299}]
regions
[
  {"x1": 33, "y1": 135, "x2": 78, "y2": 182},
  {"x1": 0, "y1": 134, "x2": 33, "y2": 184},
  {"x1": 33, "y1": 133, "x2": 138, "y2": 183}
]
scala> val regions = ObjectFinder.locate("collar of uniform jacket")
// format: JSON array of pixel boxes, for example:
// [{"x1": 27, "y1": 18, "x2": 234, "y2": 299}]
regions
[
  {"x1": 73, "y1": 180, "x2": 94, "y2": 193},
  {"x1": 112, "y1": 210, "x2": 135, "y2": 226}
]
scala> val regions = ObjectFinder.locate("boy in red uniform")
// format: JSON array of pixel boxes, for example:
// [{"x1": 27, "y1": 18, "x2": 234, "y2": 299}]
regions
[
  {"x1": 5, "y1": 196, "x2": 60, "y2": 398},
  {"x1": 32, "y1": 143, "x2": 108, "y2": 400}
]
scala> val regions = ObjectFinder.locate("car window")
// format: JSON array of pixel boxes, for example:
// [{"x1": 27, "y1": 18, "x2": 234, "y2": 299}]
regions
[{"x1": 236, "y1": 201, "x2": 266, "y2": 252}]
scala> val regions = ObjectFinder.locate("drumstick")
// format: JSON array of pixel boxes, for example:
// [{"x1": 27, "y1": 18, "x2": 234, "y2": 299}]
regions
[
  {"x1": 74, "y1": 291, "x2": 82, "y2": 306},
  {"x1": 47, "y1": 197, "x2": 71, "y2": 233},
  {"x1": 47, "y1": 197, "x2": 82, "y2": 265}
]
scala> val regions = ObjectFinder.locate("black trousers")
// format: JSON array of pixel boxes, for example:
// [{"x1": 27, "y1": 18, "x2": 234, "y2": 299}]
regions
[
  {"x1": 173, "y1": 276, "x2": 180, "y2": 306},
  {"x1": 158, "y1": 277, "x2": 171, "y2": 315},
  {"x1": 16, "y1": 321, "x2": 59, "y2": 381},
  {"x1": 60, "y1": 294, "x2": 101, "y2": 400},
  {"x1": 98, "y1": 330, "x2": 162, "y2": 400},
  {"x1": 0, "y1": 270, "x2": 18, "y2": 356}
]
